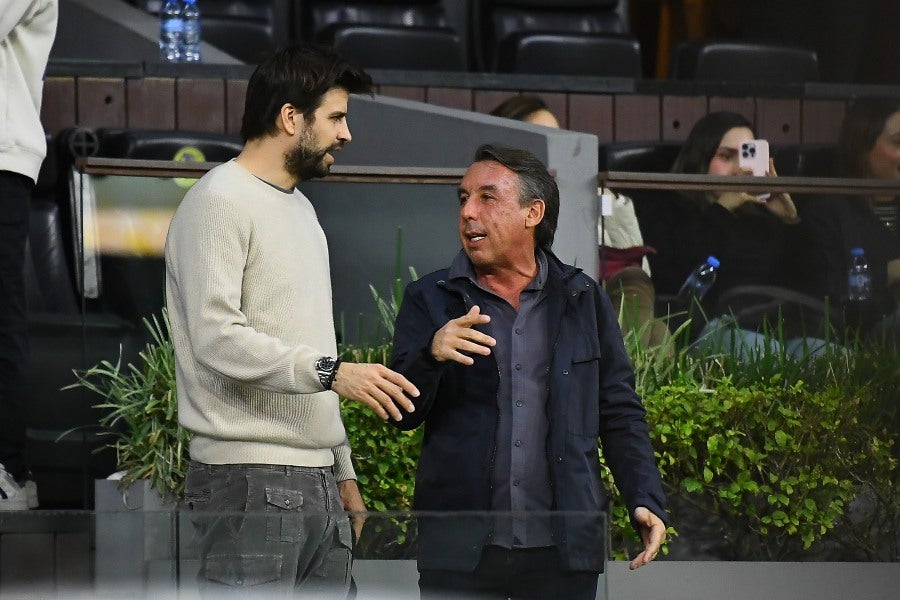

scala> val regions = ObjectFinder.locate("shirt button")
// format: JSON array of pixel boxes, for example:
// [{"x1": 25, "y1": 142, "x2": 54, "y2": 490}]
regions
[
  {"x1": 516, "y1": 401, "x2": 523, "y2": 407},
  {"x1": 515, "y1": 440, "x2": 522, "y2": 447},
  {"x1": 515, "y1": 363, "x2": 521, "y2": 370},
  {"x1": 513, "y1": 479, "x2": 520, "y2": 486},
  {"x1": 515, "y1": 328, "x2": 523, "y2": 335},
  {"x1": 562, "y1": 369, "x2": 569, "y2": 375}
]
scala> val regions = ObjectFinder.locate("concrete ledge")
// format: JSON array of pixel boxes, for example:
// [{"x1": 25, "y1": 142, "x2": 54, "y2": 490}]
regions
[{"x1": 351, "y1": 559, "x2": 899, "y2": 600}]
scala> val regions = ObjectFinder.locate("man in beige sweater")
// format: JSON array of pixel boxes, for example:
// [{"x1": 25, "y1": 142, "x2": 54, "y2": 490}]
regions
[{"x1": 165, "y1": 43, "x2": 418, "y2": 596}]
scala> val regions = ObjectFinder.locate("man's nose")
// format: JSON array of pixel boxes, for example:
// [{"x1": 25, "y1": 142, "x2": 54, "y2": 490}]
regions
[{"x1": 339, "y1": 121, "x2": 352, "y2": 143}]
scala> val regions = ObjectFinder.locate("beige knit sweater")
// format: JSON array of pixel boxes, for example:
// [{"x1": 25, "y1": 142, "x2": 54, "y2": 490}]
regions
[{"x1": 165, "y1": 159, "x2": 355, "y2": 481}]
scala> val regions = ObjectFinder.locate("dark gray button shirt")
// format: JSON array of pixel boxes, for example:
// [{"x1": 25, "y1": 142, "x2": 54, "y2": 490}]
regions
[{"x1": 448, "y1": 250, "x2": 553, "y2": 548}]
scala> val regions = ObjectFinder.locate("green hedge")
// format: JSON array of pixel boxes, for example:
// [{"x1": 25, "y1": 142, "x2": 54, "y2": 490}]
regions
[
  {"x1": 72, "y1": 280, "x2": 897, "y2": 561},
  {"x1": 341, "y1": 311, "x2": 899, "y2": 562}
]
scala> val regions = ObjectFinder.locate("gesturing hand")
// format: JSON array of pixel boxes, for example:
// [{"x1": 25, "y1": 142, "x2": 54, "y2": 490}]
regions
[
  {"x1": 331, "y1": 362, "x2": 419, "y2": 421},
  {"x1": 629, "y1": 506, "x2": 666, "y2": 570},
  {"x1": 430, "y1": 305, "x2": 496, "y2": 365}
]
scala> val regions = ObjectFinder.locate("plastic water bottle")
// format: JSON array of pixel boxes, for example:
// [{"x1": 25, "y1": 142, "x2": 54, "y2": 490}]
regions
[
  {"x1": 159, "y1": 0, "x2": 184, "y2": 63},
  {"x1": 181, "y1": 0, "x2": 202, "y2": 63},
  {"x1": 847, "y1": 247, "x2": 871, "y2": 301},
  {"x1": 677, "y1": 256, "x2": 721, "y2": 305}
]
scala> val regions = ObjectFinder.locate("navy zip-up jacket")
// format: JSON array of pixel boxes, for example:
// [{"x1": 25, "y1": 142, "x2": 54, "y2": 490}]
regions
[{"x1": 390, "y1": 250, "x2": 668, "y2": 572}]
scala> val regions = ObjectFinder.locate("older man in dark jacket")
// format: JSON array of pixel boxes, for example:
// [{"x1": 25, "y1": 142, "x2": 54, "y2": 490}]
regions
[{"x1": 389, "y1": 144, "x2": 667, "y2": 599}]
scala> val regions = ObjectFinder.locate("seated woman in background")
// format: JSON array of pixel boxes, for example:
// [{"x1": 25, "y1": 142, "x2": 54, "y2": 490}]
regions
[
  {"x1": 489, "y1": 94, "x2": 560, "y2": 128},
  {"x1": 796, "y1": 96, "x2": 900, "y2": 346},
  {"x1": 490, "y1": 95, "x2": 669, "y2": 348},
  {"x1": 637, "y1": 111, "x2": 829, "y2": 358}
]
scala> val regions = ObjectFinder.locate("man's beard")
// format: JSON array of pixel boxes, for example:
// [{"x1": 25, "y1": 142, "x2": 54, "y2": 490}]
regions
[{"x1": 284, "y1": 127, "x2": 339, "y2": 181}]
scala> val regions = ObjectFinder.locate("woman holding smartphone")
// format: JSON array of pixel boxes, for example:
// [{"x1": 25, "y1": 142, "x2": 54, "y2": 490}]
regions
[
  {"x1": 633, "y1": 111, "x2": 826, "y2": 358},
  {"x1": 637, "y1": 112, "x2": 802, "y2": 301}
]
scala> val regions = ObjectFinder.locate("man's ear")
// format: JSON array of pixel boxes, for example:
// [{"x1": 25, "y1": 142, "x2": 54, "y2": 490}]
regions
[
  {"x1": 278, "y1": 103, "x2": 299, "y2": 135},
  {"x1": 525, "y1": 199, "x2": 545, "y2": 229}
]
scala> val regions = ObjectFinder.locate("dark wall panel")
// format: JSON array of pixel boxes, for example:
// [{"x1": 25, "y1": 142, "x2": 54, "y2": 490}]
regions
[
  {"x1": 802, "y1": 100, "x2": 847, "y2": 144},
  {"x1": 226, "y1": 79, "x2": 248, "y2": 137},
  {"x1": 77, "y1": 78, "x2": 126, "y2": 129},
  {"x1": 709, "y1": 97, "x2": 755, "y2": 124},
  {"x1": 662, "y1": 96, "x2": 707, "y2": 141},
  {"x1": 569, "y1": 94, "x2": 614, "y2": 143},
  {"x1": 614, "y1": 95, "x2": 660, "y2": 141},
  {"x1": 377, "y1": 86, "x2": 426, "y2": 103},
  {"x1": 41, "y1": 72, "x2": 890, "y2": 147},
  {"x1": 474, "y1": 90, "x2": 517, "y2": 115},
  {"x1": 756, "y1": 98, "x2": 802, "y2": 145},
  {"x1": 426, "y1": 87, "x2": 473, "y2": 111},
  {"x1": 176, "y1": 79, "x2": 226, "y2": 133},
  {"x1": 41, "y1": 77, "x2": 76, "y2": 136},
  {"x1": 127, "y1": 78, "x2": 176, "y2": 130}
]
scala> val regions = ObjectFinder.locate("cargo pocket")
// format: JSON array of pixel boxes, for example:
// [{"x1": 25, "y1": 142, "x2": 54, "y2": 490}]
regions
[
  {"x1": 204, "y1": 553, "x2": 282, "y2": 587},
  {"x1": 264, "y1": 487, "x2": 305, "y2": 542}
]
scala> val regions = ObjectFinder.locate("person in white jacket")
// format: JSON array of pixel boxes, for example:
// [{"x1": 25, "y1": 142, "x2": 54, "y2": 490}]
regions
[{"x1": 0, "y1": 0, "x2": 57, "y2": 511}]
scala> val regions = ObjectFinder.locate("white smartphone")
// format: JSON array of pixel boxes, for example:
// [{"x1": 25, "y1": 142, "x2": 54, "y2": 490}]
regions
[{"x1": 738, "y1": 139, "x2": 770, "y2": 176}]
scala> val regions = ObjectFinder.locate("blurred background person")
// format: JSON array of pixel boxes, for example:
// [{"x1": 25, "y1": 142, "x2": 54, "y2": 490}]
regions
[
  {"x1": 796, "y1": 96, "x2": 900, "y2": 345},
  {"x1": 0, "y1": 0, "x2": 57, "y2": 511},
  {"x1": 489, "y1": 94, "x2": 560, "y2": 128}
]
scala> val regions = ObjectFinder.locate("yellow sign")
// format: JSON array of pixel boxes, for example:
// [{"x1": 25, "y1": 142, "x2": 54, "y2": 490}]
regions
[{"x1": 173, "y1": 145, "x2": 206, "y2": 189}]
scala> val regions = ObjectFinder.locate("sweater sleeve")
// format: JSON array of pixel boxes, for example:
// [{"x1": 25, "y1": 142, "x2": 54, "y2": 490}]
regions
[
  {"x1": 166, "y1": 188, "x2": 327, "y2": 394},
  {"x1": 331, "y1": 439, "x2": 357, "y2": 482}
]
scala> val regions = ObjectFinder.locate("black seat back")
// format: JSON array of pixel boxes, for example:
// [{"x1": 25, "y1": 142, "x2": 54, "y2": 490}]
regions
[
  {"x1": 599, "y1": 141, "x2": 682, "y2": 173},
  {"x1": 478, "y1": 0, "x2": 623, "y2": 71},
  {"x1": 331, "y1": 25, "x2": 466, "y2": 71},
  {"x1": 671, "y1": 40, "x2": 820, "y2": 83},
  {"x1": 497, "y1": 31, "x2": 641, "y2": 77},
  {"x1": 303, "y1": 0, "x2": 449, "y2": 43},
  {"x1": 771, "y1": 144, "x2": 838, "y2": 177}
]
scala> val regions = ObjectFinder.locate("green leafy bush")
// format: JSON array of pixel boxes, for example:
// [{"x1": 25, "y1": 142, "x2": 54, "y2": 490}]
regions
[
  {"x1": 601, "y1": 316, "x2": 898, "y2": 561},
  {"x1": 65, "y1": 311, "x2": 189, "y2": 499}
]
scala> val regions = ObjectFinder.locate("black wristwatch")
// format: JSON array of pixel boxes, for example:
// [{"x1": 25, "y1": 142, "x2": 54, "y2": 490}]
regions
[{"x1": 315, "y1": 356, "x2": 342, "y2": 391}]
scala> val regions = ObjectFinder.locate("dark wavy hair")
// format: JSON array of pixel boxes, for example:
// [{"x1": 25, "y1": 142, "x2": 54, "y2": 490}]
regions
[
  {"x1": 240, "y1": 43, "x2": 373, "y2": 142},
  {"x1": 671, "y1": 111, "x2": 755, "y2": 207},
  {"x1": 671, "y1": 111, "x2": 755, "y2": 175},
  {"x1": 836, "y1": 96, "x2": 900, "y2": 178},
  {"x1": 489, "y1": 95, "x2": 551, "y2": 122},
  {"x1": 473, "y1": 144, "x2": 559, "y2": 249}
]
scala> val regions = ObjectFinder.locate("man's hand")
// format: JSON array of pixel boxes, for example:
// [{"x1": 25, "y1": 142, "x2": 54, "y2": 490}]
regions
[
  {"x1": 331, "y1": 362, "x2": 419, "y2": 421},
  {"x1": 430, "y1": 305, "x2": 496, "y2": 365},
  {"x1": 337, "y1": 479, "x2": 366, "y2": 542},
  {"x1": 629, "y1": 506, "x2": 666, "y2": 570}
]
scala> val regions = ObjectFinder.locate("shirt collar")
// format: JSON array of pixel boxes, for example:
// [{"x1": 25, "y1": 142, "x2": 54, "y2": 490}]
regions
[{"x1": 449, "y1": 248, "x2": 548, "y2": 292}]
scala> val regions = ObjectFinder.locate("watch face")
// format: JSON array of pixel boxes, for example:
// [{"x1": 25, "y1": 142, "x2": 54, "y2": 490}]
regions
[{"x1": 317, "y1": 356, "x2": 336, "y2": 371}]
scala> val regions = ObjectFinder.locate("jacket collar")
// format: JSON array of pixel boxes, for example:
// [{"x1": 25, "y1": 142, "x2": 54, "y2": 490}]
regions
[{"x1": 441, "y1": 248, "x2": 586, "y2": 301}]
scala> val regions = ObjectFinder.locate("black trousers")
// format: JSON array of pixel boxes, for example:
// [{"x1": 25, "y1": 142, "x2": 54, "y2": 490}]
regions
[
  {"x1": 0, "y1": 171, "x2": 32, "y2": 480},
  {"x1": 419, "y1": 545, "x2": 599, "y2": 600}
]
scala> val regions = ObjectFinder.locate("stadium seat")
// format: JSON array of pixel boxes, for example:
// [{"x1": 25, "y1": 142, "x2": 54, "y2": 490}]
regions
[
  {"x1": 475, "y1": 0, "x2": 624, "y2": 72},
  {"x1": 670, "y1": 40, "x2": 820, "y2": 83},
  {"x1": 496, "y1": 31, "x2": 641, "y2": 77},
  {"x1": 330, "y1": 25, "x2": 466, "y2": 71}
]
